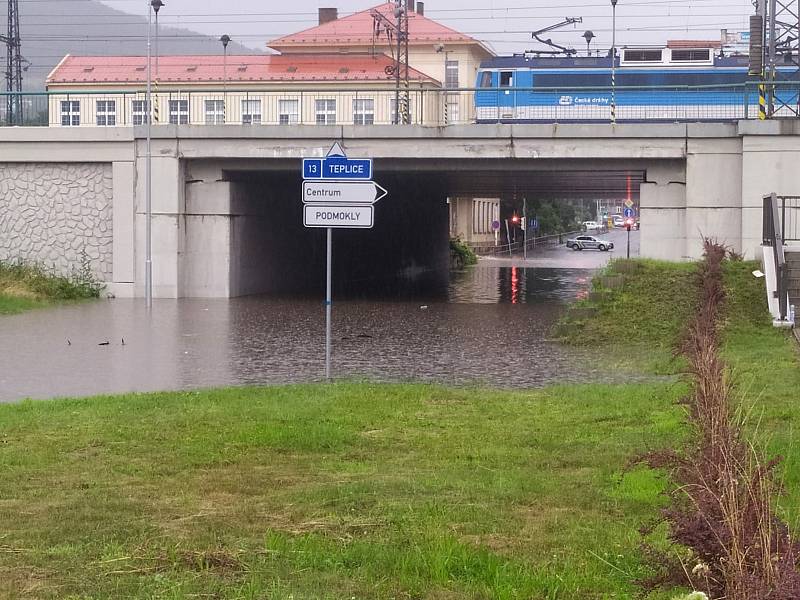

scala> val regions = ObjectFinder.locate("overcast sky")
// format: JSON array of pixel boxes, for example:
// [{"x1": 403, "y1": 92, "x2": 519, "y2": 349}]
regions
[{"x1": 98, "y1": 0, "x2": 756, "y2": 55}]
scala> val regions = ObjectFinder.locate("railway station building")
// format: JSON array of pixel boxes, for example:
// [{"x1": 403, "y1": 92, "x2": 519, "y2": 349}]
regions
[{"x1": 44, "y1": 1, "x2": 499, "y2": 246}]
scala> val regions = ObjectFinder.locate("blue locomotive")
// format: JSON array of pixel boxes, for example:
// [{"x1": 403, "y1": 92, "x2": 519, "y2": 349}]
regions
[{"x1": 474, "y1": 46, "x2": 799, "y2": 122}]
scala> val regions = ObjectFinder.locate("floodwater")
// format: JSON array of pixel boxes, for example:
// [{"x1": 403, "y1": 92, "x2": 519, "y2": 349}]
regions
[{"x1": 0, "y1": 264, "x2": 604, "y2": 402}]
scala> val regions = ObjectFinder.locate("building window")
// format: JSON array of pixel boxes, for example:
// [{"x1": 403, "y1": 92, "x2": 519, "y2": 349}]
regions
[
  {"x1": 390, "y1": 98, "x2": 411, "y2": 123},
  {"x1": 499, "y1": 71, "x2": 513, "y2": 87},
  {"x1": 278, "y1": 99, "x2": 299, "y2": 125},
  {"x1": 479, "y1": 71, "x2": 493, "y2": 88},
  {"x1": 96, "y1": 100, "x2": 116, "y2": 126},
  {"x1": 242, "y1": 99, "x2": 261, "y2": 125},
  {"x1": 204, "y1": 99, "x2": 225, "y2": 125},
  {"x1": 132, "y1": 100, "x2": 150, "y2": 125},
  {"x1": 60, "y1": 100, "x2": 80, "y2": 126},
  {"x1": 315, "y1": 99, "x2": 336, "y2": 124},
  {"x1": 168, "y1": 99, "x2": 189, "y2": 125},
  {"x1": 353, "y1": 98, "x2": 374, "y2": 125},
  {"x1": 445, "y1": 94, "x2": 459, "y2": 124},
  {"x1": 445, "y1": 60, "x2": 459, "y2": 88}
]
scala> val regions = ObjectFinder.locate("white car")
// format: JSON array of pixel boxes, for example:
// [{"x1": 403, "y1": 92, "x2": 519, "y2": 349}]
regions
[
  {"x1": 582, "y1": 220, "x2": 600, "y2": 230},
  {"x1": 566, "y1": 235, "x2": 615, "y2": 251}
]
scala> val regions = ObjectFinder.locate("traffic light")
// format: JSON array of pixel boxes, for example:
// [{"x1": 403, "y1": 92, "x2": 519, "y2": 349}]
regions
[
  {"x1": 511, "y1": 214, "x2": 519, "y2": 225},
  {"x1": 624, "y1": 218, "x2": 634, "y2": 231}
]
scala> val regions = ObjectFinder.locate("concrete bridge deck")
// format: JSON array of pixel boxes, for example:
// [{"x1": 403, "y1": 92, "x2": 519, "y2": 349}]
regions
[{"x1": 0, "y1": 121, "x2": 797, "y2": 297}]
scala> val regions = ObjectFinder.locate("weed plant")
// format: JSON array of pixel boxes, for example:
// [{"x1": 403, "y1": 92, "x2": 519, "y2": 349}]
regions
[
  {"x1": 0, "y1": 252, "x2": 103, "y2": 313},
  {"x1": 644, "y1": 241, "x2": 800, "y2": 598},
  {"x1": 449, "y1": 237, "x2": 478, "y2": 267}
]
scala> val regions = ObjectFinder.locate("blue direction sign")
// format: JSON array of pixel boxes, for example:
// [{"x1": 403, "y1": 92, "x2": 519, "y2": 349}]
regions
[
  {"x1": 303, "y1": 142, "x2": 372, "y2": 180},
  {"x1": 623, "y1": 207, "x2": 635, "y2": 218}
]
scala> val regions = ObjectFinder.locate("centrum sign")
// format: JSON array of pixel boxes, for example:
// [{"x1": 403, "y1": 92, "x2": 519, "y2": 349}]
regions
[
  {"x1": 303, "y1": 180, "x2": 388, "y2": 204},
  {"x1": 303, "y1": 204, "x2": 374, "y2": 228}
]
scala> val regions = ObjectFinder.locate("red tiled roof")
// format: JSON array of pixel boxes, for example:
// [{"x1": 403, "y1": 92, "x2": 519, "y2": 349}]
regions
[
  {"x1": 667, "y1": 40, "x2": 721, "y2": 49},
  {"x1": 47, "y1": 53, "x2": 439, "y2": 85},
  {"x1": 269, "y1": 2, "x2": 479, "y2": 49}
]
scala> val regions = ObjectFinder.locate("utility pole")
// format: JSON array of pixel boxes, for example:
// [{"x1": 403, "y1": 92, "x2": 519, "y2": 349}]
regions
[
  {"x1": 1, "y1": 0, "x2": 23, "y2": 125},
  {"x1": 610, "y1": 0, "x2": 618, "y2": 124},
  {"x1": 372, "y1": 2, "x2": 410, "y2": 124},
  {"x1": 395, "y1": 0, "x2": 409, "y2": 124},
  {"x1": 752, "y1": 0, "x2": 800, "y2": 117}
]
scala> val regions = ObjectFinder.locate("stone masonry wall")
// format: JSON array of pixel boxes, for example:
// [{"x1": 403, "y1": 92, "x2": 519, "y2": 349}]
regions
[{"x1": 0, "y1": 163, "x2": 113, "y2": 280}]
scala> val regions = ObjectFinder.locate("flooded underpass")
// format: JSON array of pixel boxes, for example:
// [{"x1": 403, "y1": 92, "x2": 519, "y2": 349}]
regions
[{"x1": 0, "y1": 262, "x2": 612, "y2": 402}]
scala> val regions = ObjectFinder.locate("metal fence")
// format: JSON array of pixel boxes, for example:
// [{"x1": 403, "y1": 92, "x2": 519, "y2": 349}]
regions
[
  {"x1": 472, "y1": 229, "x2": 585, "y2": 257},
  {"x1": 767, "y1": 195, "x2": 800, "y2": 243},
  {"x1": 1, "y1": 83, "x2": 799, "y2": 127}
]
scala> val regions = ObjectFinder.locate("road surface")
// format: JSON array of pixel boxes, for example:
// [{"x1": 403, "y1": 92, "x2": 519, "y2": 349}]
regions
[{"x1": 481, "y1": 228, "x2": 639, "y2": 269}]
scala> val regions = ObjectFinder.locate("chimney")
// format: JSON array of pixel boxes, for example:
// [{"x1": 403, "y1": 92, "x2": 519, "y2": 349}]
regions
[
  {"x1": 318, "y1": 8, "x2": 338, "y2": 25},
  {"x1": 416, "y1": 2, "x2": 424, "y2": 15},
  {"x1": 409, "y1": 0, "x2": 415, "y2": 11}
]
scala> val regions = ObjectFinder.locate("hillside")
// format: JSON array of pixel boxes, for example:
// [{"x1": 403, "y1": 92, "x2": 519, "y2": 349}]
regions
[{"x1": 3, "y1": 0, "x2": 259, "y2": 90}]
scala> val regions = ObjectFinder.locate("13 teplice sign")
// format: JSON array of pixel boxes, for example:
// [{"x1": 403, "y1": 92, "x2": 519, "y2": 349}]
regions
[{"x1": 301, "y1": 142, "x2": 386, "y2": 229}]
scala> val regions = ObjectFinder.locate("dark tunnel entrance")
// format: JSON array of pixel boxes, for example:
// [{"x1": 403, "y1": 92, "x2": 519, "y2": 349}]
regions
[
  {"x1": 205, "y1": 159, "x2": 647, "y2": 299},
  {"x1": 224, "y1": 167, "x2": 451, "y2": 298}
]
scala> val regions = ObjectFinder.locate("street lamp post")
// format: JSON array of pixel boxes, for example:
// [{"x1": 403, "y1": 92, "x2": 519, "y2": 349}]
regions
[
  {"x1": 220, "y1": 34, "x2": 230, "y2": 122},
  {"x1": 582, "y1": 30, "x2": 595, "y2": 56},
  {"x1": 611, "y1": 0, "x2": 618, "y2": 124},
  {"x1": 152, "y1": 0, "x2": 163, "y2": 79},
  {"x1": 145, "y1": 0, "x2": 153, "y2": 307},
  {"x1": 144, "y1": 0, "x2": 164, "y2": 309}
]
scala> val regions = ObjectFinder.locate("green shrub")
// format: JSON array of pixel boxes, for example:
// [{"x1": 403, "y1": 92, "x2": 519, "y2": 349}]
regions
[
  {"x1": 449, "y1": 237, "x2": 478, "y2": 267},
  {"x1": 0, "y1": 252, "x2": 104, "y2": 301}
]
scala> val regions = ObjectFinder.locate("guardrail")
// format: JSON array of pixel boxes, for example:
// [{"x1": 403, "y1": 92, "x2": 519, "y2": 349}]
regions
[
  {"x1": 0, "y1": 82, "x2": 798, "y2": 127},
  {"x1": 763, "y1": 192, "x2": 790, "y2": 322},
  {"x1": 769, "y1": 195, "x2": 800, "y2": 243}
]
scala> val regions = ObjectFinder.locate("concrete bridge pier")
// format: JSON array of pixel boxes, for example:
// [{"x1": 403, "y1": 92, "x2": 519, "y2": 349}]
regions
[
  {"x1": 134, "y1": 139, "x2": 186, "y2": 298},
  {"x1": 183, "y1": 161, "x2": 238, "y2": 298},
  {"x1": 639, "y1": 161, "x2": 687, "y2": 260},
  {"x1": 740, "y1": 121, "x2": 800, "y2": 253},
  {"x1": 685, "y1": 136, "x2": 743, "y2": 258}
]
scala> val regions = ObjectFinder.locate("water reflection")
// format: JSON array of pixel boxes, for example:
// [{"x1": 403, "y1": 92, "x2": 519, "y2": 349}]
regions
[
  {"x1": 0, "y1": 266, "x2": 601, "y2": 402},
  {"x1": 449, "y1": 265, "x2": 591, "y2": 304}
]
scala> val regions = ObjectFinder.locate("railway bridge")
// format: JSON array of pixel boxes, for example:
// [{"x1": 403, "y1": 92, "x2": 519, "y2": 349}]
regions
[{"x1": 0, "y1": 121, "x2": 797, "y2": 297}]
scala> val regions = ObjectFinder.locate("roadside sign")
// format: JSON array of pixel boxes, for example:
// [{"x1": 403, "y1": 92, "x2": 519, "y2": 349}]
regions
[
  {"x1": 301, "y1": 142, "x2": 388, "y2": 381},
  {"x1": 491, "y1": 220, "x2": 501, "y2": 231},
  {"x1": 303, "y1": 180, "x2": 387, "y2": 204},
  {"x1": 623, "y1": 207, "x2": 634, "y2": 218},
  {"x1": 303, "y1": 204, "x2": 374, "y2": 228},
  {"x1": 624, "y1": 199, "x2": 634, "y2": 209},
  {"x1": 530, "y1": 218, "x2": 539, "y2": 230},
  {"x1": 303, "y1": 157, "x2": 372, "y2": 180}
]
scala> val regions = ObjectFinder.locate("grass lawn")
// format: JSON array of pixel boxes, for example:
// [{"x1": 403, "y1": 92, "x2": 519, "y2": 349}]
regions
[
  {"x1": 0, "y1": 295, "x2": 48, "y2": 315},
  {"x1": 0, "y1": 383, "x2": 688, "y2": 599},
  {"x1": 0, "y1": 258, "x2": 797, "y2": 599}
]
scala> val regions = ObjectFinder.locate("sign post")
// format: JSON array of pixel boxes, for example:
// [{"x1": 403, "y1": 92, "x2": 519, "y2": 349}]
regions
[
  {"x1": 302, "y1": 142, "x2": 387, "y2": 380},
  {"x1": 522, "y1": 198, "x2": 527, "y2": 260},
  {"x1": 326, "y1": 227, "x2": 332, "y2": 378}
]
